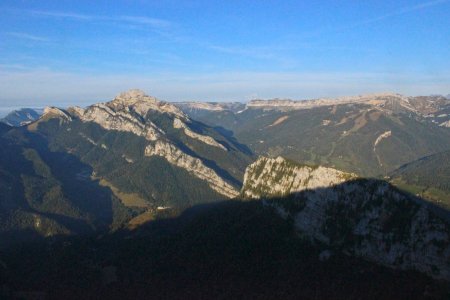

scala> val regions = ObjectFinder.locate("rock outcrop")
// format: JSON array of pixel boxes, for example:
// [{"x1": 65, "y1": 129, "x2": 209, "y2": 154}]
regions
[
  {"x1": 241, "y1": 156, "x2": 450, "y2": 280},
  {"x1": 173, "y1": 118, "x2": 226, "y2": 150},
  {"x1": 242, "y1": 156, "x2": 356, "y2": 198},
  {"x1": 30, "y1": 89, "x2": 244, "y2": 200},
  {"x1": 145, "y1": 141, "x2": 238, "y2": 198}
]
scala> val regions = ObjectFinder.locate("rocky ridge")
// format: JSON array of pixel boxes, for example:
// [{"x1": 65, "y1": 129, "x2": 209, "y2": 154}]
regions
[
  {"x1": 145, "y1": 141, "x2": 238, "y2": 197},
  {"x1": 241, "y1": 156, "x2": 450, "y2": 280},
  {"x1": 246, "y1": 93, "x2": 450, "y2": 115},
  {"x1": 242, "y1": 156, "x2": 356, "y2": 198},
  {"x1": 173, "y1": 118, "x2": 227, "y2": 150},
  {"x1": 35, "y1": 89, "x2": 240, "y2": 198}
]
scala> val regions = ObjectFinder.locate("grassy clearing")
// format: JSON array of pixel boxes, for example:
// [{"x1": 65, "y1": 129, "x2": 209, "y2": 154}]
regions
[{"x1": 98, "y1": 178, "x2": 149, "y2": 208}]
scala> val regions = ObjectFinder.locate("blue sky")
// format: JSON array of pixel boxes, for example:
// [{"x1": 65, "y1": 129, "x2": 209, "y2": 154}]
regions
[{"x1": 0, "y1": 0, "x2": 449, "y2": 107}]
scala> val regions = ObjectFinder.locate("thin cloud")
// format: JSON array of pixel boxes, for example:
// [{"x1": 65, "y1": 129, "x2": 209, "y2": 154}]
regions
[
  {"x1": 6, "y1": 32, "x2": 49, "y2": 42},
  {"x1": 209, "y1": 45, "x2": 276, "y2": 60},
  {"x1": 29, "y1": 10, "x2": 172, "y2": 30},
  {"x1": 344, "y1": 0, "x2": 450, "y2": 30},
  {"x1": 289, "y1": 0, "x2": 450, "y2": 41},
  {"x1": 119, "y1": 16, "x2": 171, "y2": 28},
  {"x1": 31, "y1": 10, "x2": 92, "y2": 20}
]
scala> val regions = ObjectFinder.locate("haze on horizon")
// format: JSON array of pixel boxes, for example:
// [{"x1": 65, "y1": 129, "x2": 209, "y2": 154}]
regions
[{"x1": 0, "y1": 0, "x2": 449, "y2": 108}]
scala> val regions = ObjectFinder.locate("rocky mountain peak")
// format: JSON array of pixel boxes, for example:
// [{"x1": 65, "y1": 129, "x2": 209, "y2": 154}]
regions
[
  {"x1": 102, "y1": 89, "x2": 186, "y2": 119},
  {"x1": 42, "y1": 107, "x2": 72, "y2": 121},
  {"x1": 112, "y1": 89, "x2": 157, "y2": 104}
]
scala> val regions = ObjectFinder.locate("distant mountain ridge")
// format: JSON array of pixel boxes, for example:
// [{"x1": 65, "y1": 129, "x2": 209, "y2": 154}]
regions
[
  {"x1": 179, "y1": 93, "x2": 450, "y2": 177},
  {"x1": 174, "y1": 92, "x2": 450, "y2": 116},
  {"x1": 0, "y1": 108, "x2": 42, "y2": 126}
]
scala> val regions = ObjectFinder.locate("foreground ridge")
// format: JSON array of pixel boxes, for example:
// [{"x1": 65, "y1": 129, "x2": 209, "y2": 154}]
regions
[{"x1": 241, "y1": 156, "x2": 450, "y2": 280}]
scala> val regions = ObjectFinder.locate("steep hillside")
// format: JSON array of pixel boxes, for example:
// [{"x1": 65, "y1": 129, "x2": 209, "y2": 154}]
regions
[
  {"x1": 390, "y1": 150, "x2": 450, "y2": 209},
  {"x1": 32, "y1": 90, "x2": 252, "y2": 200},
  {"x1": 0, "y1": 90, "x2": 253, "y2": 244},
  {"x1": 0, "y1": 126, "x2": 136, "y2": 246},
  {"x1": 241, "y1": 156, "x2": 450, "y2": 280},
  {"x1": 2, "y1": 200, "x2": 449, "y2": 299},
  {"x1": 182, "y1": 93, "x2": 450, "y2": 177}
]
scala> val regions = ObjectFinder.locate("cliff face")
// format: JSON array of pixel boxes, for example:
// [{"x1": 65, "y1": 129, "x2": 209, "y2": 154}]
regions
[
  {"x1": 241, "y1": 156, "x2": 450, "y2": 280},
  {"x1": 145, "y1": 141, "x2": 238, "y2": 198},
  {"x1": 242, "y1": 156, "x2": 356, "y2": 198},
  {"x1": 32, "y1": 90, "x2": 245, "y2": 200}
]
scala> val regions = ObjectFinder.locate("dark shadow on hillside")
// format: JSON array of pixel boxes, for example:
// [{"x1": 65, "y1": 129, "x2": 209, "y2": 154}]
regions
[
  {"x1": 1, "y1": 178, "x2": 450, "y2": 299},
  {"x1": 25, "y1": 130, "x2": 119, "y2": 226},
  {"x1": 211, "y1": 125, "x2": 253, "y2": 155},
  {"x1": 0, "y1": 127, "x2": 139, "y2": 248},
  {"x1": 188, "y1": 118, "x2": 253, "y2": 155},
  {"x1": 175, "y1": 141, "x2": 243, "y2": 187}
]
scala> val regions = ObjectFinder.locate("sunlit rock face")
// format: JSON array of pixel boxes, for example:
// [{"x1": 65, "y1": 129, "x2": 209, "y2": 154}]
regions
[
  {"x1": 241, "y1": 156, "x2": 450, "y2": 280},
  {"x1": 242, "y1": 156, "x2": 356, "y2": 199},
  {"x1": 145, "y1": 141, "x2": 238, "y2": 198},
  {"x1": 33, "y1": 89, "x2": 242, "y2": 200}
]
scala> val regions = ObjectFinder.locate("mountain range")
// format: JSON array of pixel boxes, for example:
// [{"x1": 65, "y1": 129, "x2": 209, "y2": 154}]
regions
[{"x1": 1, "y1": 90, "x2": 450, "y2": 298}]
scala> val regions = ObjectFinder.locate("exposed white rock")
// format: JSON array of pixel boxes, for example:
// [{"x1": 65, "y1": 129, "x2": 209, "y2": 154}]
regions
[
  {"x1": 78, "y1": 103, "x2": 162, "y2": 141},
  {"x1": 78, "y1": 133, "x2": 97, "y2": 146},
  {"x1": 242, "y1": 156, "x2": 356, "y2": 199},
  {"x1": 173, "y1": 118, "x2": 227, "y2": 150},
  {"x1": 42, "y1": 107, "x2": 72, "y2": 121},
  {"x1": 145, "y1": 141, "x2": 238, "y2": 198},
  {"x1": 439, "y1": 120, "x2": 450, "y2": 127},
  {"x1": 122, "y1": 155, "x2": 134, "y2": 163},
  {"x1": 241, "y1": 156, "x2": 450, "y2": 280},
  {"x1": 110, "y1": 89, "x2": 187, "y2": 119},
  {"x1": 71, "y1": 90, "x2": 192, "y2": 141},
  {"x1": 374, "y1": 130, "x2": 392, "y2": 148},
  {"x1": 373, "y1": 131, "x2": 392, "y2": 167}
]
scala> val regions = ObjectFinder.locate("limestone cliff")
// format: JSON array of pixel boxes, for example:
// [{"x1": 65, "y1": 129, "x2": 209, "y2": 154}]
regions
[
  {"x1": 173, "y1": 118, "x2": 227, "y2": 150},
  {"x1": 242, "y1": 156, "x2": 356, "y2": 198},
  {"x1": 145, "y1": 141, "x2": 238, "y2": 198},
  {"x1": 241, "y1": 156, "x2": 450, "y2": 280},
  {"x1": 30, "y1": 89, "x2": 245, "y2": 200}
]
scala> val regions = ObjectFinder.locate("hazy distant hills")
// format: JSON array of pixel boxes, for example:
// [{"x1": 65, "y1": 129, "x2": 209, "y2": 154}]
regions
[
  {"x1": 0, "y1": 108, "x2": 42, "y2": 127},
  {"x1": 176, "y1": 93, "x2": 450, "y2": 178}
]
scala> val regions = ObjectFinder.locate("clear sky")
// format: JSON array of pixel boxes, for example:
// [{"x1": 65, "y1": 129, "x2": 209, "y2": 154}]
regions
[{"x1": 0, "y1": 0, "x2": 449, "y2": 107}]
